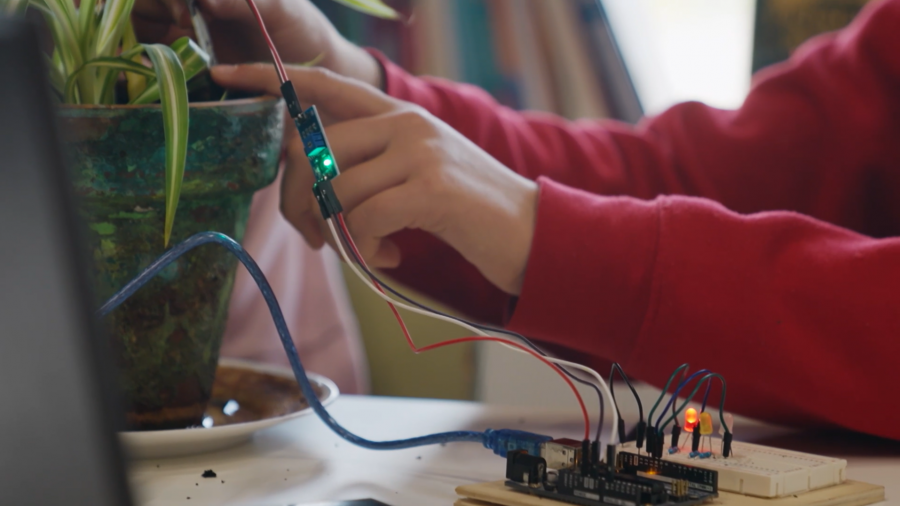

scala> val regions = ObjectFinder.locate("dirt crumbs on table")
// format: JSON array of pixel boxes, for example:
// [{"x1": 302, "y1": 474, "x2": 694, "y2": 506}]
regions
[{"x1": 202, "y1": 469, "x2": 217, "y2": 478}]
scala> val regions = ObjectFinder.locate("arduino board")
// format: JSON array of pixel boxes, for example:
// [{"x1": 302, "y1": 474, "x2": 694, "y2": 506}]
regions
[{"x1": 504, "y1": 444, "x2": 718, "y2": 506}]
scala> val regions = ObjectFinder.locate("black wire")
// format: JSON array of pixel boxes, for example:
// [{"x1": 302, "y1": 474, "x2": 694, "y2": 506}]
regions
[
  {"x1": 608, "y1": 366, "x2": 623, "y2": 443},
  {"x1": 332, "y1": 217, "x2": 606, "y2": 441},
  {"x1": 671, "y1": 365, "x2": 690, "y2": 420},
  {"x1": 609, "y1": 363, "x2": 644, "y2": 422}
]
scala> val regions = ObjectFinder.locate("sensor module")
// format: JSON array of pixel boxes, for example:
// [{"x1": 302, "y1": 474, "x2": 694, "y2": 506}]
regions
[{"x1": 295, "y1": 105, "x2": 339, "y2": 182}]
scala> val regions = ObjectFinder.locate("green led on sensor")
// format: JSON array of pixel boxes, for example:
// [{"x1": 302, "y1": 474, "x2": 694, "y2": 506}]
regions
[{"x1": 296, "y1": 106, "x2": 341, "y2": 182}]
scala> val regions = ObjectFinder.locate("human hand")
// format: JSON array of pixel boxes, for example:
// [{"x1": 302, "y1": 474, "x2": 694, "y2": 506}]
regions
[
  {"x1": 212, "y1": 64, "x2": 540, "y2": 295},
  {"x1": 132, "y1": 0, "x2": 382, "y2": 87}
]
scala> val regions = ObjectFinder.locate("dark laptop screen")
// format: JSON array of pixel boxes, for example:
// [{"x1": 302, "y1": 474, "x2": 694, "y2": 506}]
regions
[{"x1": 0, "y1": 18, "x2": 132, "y2": 506}]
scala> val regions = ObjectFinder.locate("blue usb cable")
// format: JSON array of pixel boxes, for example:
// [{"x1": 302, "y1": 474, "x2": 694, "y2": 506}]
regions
[{"x1": 99, "y1": 231, "x2": 549, "y2": 454}]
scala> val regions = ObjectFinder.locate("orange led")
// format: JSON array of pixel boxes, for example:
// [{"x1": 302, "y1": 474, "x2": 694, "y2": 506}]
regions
[
  {"x1": 683, "y1": 407, "x2": 698, "y2": 432},
  {"x1": 699, "y1": 412, "x2": 713, "y2": 435}
]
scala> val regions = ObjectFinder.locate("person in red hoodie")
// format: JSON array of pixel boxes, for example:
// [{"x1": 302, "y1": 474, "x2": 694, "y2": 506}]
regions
[{"x1": 140, "y1": 0, "x2": 900, "y2": 440}]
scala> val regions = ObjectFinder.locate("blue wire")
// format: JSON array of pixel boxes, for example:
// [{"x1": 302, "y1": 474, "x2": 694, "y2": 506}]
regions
[
  {"x1": 701, "y1": 379, "x2": 713, "y2": 412},
  {"x1": 654, "y1": 369, "x2": 710, "y2": 429},
  {"x1": 98, "y1": 232, "x2": 489, "y2": 450}
]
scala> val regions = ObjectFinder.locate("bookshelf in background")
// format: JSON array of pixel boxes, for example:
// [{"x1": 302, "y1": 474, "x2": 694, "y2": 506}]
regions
[
  {"x1": 312, "y1": 0, "x2": 641, "y2": 121},
  {"x1": 753, "y1": 0, "x2": 873, "y2": 72}
]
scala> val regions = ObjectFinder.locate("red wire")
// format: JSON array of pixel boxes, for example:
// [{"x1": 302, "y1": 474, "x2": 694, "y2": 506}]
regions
[
  {"x1": 244, "y1": 0, "x2": 288, "y2": 83},
  {"x1": 418, "y1": 337, "x2": 590, "y2": 440},
  {"x1": 336, "y1": 214, "x2": 416, "y2": 350},
  {"x1": 244, "y1": 0, "x2": 589, "y2": 443},
  {"x1": 335, "y1": 214, "x2": 591, "y2": 440}
]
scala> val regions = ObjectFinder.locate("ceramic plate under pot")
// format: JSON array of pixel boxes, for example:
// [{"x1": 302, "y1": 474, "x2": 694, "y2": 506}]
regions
[{"x1": 119, "y1": 358, "x2": 338, "y2": 459}]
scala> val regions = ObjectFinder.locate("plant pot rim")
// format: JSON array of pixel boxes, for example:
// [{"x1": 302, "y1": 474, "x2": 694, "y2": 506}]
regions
[{"x1": 58, "y1": 95, "x2": 280, "y2": 110}]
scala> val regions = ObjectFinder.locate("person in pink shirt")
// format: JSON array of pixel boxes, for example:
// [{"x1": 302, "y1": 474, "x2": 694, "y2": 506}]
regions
[
  {"x1": 221, "y1": 177, "x2": 367, "y2": 394},
  {"x1": 134, "y1": 0, "x2": 372, "y2": 395}
]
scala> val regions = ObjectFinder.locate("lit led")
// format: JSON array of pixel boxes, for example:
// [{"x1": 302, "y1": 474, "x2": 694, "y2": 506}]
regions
[
  {"x1": 699, "y1": 412, "x2": 713, "y2": 435},
  {"x1": 323, "y1": 158, "x2": 333, "y2": 167},
  {"x1": 683, "y1": 407, "x2": 698, "y2": 433}
]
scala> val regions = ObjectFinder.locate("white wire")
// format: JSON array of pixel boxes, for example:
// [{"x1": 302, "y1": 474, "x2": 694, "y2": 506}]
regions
[{"x1": 326, "y1": 218, "x2": 619, "y2": 447}]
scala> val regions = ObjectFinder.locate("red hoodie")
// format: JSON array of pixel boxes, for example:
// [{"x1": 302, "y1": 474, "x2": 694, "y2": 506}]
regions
[{"x1": 367, "y1": 0, "x2": 900, "y2": 440}]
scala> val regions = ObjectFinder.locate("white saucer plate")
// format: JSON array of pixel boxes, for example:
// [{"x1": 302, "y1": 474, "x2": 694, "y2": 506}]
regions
[{"x1": 119, "y1": 358, "x2": 339, "y2": 459}]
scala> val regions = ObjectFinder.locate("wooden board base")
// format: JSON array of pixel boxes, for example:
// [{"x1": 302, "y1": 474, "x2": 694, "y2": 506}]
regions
[{"x1": 455, "y1": 480, "x2": 885, "y2": 506}]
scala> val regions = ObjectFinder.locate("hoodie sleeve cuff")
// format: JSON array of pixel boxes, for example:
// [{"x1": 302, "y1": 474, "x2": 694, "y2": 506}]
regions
[
  {"x1": 365, "y1": 48, "x2": 413, "y2": 100},
  {"x1": 507, "y1": 177, "x2": 662, "y2": 361}
]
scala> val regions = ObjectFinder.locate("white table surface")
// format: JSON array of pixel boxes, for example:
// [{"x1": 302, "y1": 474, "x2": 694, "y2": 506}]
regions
[{"x1": 129, "y1": 395, "x2": 898, "y2": 506}]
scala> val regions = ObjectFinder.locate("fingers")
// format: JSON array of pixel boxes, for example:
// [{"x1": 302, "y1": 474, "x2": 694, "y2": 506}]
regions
[
  {"x1": 329, "y1": 147, "x2": 410, "y2": 215},
  {"x1": 280, "y1": 119, "x2": 410, "y2": 250},
  {"x1": 340, "y1": 184, "x2": 423, "y2": 267},
  {"x1": 211, "y1": 64, "x2": 397, "y2": 122},
  {"x1": 199, "y1": 0, "x2": 256, "y2": 20},
  {"x1": 212, "y1": 63, "x2": 283, "y2": 96},
  {"x1": 324, "y1": 115, "x2": 397, "y2": 169},
  {"x1": 132, "y1": 0, "x2": 185, "y2": 23}
]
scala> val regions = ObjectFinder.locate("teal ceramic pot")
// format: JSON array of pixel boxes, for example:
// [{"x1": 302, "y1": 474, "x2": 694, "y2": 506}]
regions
[{"x1": 58, "y1": 97, "x2": 283, "y2": 430}]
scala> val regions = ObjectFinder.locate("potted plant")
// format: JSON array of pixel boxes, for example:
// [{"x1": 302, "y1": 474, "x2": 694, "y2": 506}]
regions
[{"x1": 3, "y1": 0, "x2": 397, "y2": 430}]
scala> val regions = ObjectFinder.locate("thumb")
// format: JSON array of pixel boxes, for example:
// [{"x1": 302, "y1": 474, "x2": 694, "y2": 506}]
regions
[{"x1": 212, "y1": 64, "x2": 397, "y2": 123}]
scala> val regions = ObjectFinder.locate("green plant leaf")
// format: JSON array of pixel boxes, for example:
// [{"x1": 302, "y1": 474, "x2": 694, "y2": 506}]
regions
[
  {"x1": 131, "y1": 37, "x2": 209, "y2": 105},
  {"x1": 78, "y1": 0, "x2": 97, "y2": 58},
  {"x1": 37, "y1": 0, "x2": 83, "y2": 80},
  {"x1": 143, "y1": 43, "x2": 189, "y2": 247},
  {"x1": 2, "y1": 0, "x2": 31, "y2": 16},
  {"x1": 300, "y1": 53, "x2": 325, "y2": 67},
  {"x1": 28, "y1": 0, "x2": 50, "y2": 16},
  {"x1": 95, "y1": 44, "x2": 147, "y2": 103},
  {"x1": 329, "y1": 0, "x2": 398, "y2": 19},
  {"x1": 94, "y1": 0, "x2": 135, "y2": 58},
  {"x1": 64, "y1": 56, "x2": 155, "y2": 103},
  {"x1": 121, "y1": 19, "x2": 147, "y2": 102},
  {"x1": 44, "y1": 54, "x2": 66, "y2": 96}
]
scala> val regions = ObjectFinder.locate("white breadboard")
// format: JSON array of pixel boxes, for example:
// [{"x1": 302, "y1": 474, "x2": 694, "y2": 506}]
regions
[{"x1": 620, "y1": 435, "x2": 846, "y2": 499}]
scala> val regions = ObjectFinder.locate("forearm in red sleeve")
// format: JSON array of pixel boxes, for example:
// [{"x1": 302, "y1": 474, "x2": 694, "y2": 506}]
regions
[
  {"x1": 508, "y1": 178, "x2": 900, "y2": 439},
  {"x1": 373, "y1": 0, "x2": 900, "y2": 228},
  {"x1": 372, "y1": 0, "x2": 900, "y2": 323}
]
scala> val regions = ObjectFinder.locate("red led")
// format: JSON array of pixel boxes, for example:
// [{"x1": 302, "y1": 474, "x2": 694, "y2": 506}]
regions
[{"x1": 683, "y1": 407, "x2": 699, "y2": 433}]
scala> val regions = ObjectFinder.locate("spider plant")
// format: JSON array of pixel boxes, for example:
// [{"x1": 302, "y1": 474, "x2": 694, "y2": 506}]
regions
[{"x1": 3, "y1": 0, "x2": 398, "y2": 246}]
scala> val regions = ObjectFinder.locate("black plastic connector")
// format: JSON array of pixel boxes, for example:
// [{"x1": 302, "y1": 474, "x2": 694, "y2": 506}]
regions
[
  {"x1": 506, "y1": 450, "x2": 546, "y2": 487},
  {"x1": 645, "y1": 428, "x2": 656, "y2": 456},
  {"x1": 280, "y1": 81, "x2": 303, "y2": 118},
  {"x1": 656, "y1": 430, "x2": 665, "y2": 457},
  {"x1": 581, "y1": 439, "x2": 591, "y2": 475},
  {"x1": 605, "y1": 444, "x2": 617, "y2": 472},
  {"x1": 722, "y1": 432, "x2": 733, "y2": 458},
  {"x1": 670, "y1": 424, "x2": 681, "y2": 449},
  {"x1": 635, "y1": 420, "x2": 647, "y2": 450},
  {"x1": 313, "y1": 179, "x2": 343, "y2": 219},
  {"x1": 691, "y1": 428, "x2": 701, "y2": 453},
  {"x1": 616, "y1": 418, "x2": 626, "y2": 445}
]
